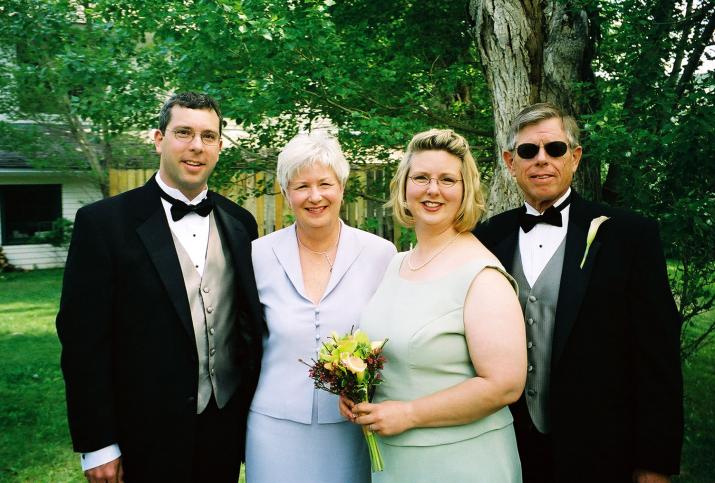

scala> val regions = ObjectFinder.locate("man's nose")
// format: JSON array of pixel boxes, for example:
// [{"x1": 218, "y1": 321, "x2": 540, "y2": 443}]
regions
[
  {"x1": 189, "y1": 134, "x2": 204, "y2": 150},
  {"x1": 534, "y1": 144, "x2": 548, "y2": 163}
]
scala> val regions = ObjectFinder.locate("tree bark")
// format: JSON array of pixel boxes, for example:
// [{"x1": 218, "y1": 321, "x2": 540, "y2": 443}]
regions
[{"x1": 471, "y1": 0, "x2": 599, "y2": 217}]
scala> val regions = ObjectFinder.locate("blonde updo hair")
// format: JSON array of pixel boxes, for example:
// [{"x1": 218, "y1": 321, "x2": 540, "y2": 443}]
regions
[{"x1": 388, "y1": 129, "x2": 485, "y2": 232}]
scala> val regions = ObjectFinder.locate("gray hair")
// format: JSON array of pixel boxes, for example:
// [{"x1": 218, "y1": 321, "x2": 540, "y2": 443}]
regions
[
  {"x1": 505, "y1": 103, "x2": 580, "y2": 152},
  {"x1": 277, "y1": 131, "x2": 350, "y2": 195}
]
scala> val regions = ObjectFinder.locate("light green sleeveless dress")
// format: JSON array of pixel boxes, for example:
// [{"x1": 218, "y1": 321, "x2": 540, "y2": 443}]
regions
[{"x1": 360, "y1": 253, "x2": 522, "y2": 482}]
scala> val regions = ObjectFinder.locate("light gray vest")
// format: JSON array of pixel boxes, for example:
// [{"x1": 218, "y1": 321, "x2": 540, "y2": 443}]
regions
[
  {"x1": 172, "y1": 212, "x2": 240, "y2": 414},
  {"x1": 511, "y1": 238, "x2": 566, "y2": 433}
]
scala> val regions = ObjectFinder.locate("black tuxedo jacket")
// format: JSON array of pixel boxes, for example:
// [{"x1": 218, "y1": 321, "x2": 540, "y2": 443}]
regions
[
  {"x1": 56, "y1": 177, "x2": 265, "y2": 478},
  {"x1": 474, "y1": 191, "x2": 683, "y2": 481}
]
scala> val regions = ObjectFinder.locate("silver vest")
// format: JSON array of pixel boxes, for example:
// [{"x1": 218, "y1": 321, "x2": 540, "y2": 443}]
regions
[
  {"x1": 172, "y1": 212, "x2": 240, "y2": 414},
  {"x1": 511, "y1": 238, "x2": 566, "y2": 433}
]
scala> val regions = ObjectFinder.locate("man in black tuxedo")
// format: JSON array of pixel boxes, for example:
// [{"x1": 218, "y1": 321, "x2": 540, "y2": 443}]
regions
[
  {"x1": 57, "y1": 92, "x2": 265, "y2": 482},
  {"x1": 474, "y1": 103, "x2": 682, "y2": 483}
]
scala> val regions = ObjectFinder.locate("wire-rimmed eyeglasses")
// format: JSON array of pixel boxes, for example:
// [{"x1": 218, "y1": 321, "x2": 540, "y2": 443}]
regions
[
  {"x1": 408, "y1": 175, "x2": 463, "y2": 188},
  {"x1": 171, "y1": 128, "x2": 221, "y2": 146}
]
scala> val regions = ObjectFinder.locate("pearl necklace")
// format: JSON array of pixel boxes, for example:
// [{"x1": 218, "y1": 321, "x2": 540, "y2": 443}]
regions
[
  {"x1": 407, "y1": 232, "x2": 461, "y2": 271},
  {"x1": 296, "y1": 223, "x2": 342, "y2": 272}
]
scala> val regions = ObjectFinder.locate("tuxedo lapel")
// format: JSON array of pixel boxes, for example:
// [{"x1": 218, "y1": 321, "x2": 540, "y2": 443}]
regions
[
  {"x1": 135, "y1": 181, "x2": 194, "y2": 338},
  {"x1": 552, "y1": 193, "x2": 600, "y2": 367},
  {"x1": 213, "y1": 201, "x2": 255, "y2": 295},
  {"x1": 492, "y1": 230, "x2": 518, "y2": 273},
  {"x1": 478, "y1": 210, "x2": 520, "y2": 272}
]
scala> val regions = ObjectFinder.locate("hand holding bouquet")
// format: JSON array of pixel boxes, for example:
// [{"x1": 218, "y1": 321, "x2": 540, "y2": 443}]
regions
[{"x1": 301, "y1": 329, "x2": 387, "y2": 472}]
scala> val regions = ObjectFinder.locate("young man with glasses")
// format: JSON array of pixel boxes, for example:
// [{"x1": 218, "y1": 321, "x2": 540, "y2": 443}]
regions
[
  {"x1": 474, "y1": 103, "x2": 683, "y2": 483},
  {"x1": 57, "y1": 92, "x2": 265, "y2": 482}
]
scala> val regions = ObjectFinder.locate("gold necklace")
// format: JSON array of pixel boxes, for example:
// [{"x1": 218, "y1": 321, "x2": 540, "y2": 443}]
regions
[
  {"x1": 407, "y1": 232, "x2": 461, "y2": 271},
  {"x1": 296, "y1": 223, "x2": 342, "y2": 272}
]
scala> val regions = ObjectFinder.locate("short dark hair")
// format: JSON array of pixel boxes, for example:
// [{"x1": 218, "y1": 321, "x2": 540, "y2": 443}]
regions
[{"x1": 158, "y1": 92, "x2": 223, "y2": 135}]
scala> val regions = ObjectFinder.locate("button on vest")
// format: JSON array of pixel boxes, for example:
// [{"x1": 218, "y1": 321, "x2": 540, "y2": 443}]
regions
[
  {"x1": 511, "y1": 237, "x2": 566, "y2": 433},
  {"x1": 172, "y1": 212, "x2": 241, "y2": 414}
]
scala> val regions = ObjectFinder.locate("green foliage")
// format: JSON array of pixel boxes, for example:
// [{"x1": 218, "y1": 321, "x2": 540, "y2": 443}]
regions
[
  {"x1": 0, "y1": 0, "x2": 167, "y2": 193},
  {"x1": 27, "y1": 218, "x2": 74, "y2": 247},
  {"x1": 1, "y1": 0, "x2": 713, "y2": 356},
  {"x1": 98, "y1": 0, "x2": 494, "y2": 200},
  {"x1": 2, "y1": 0, "x2": 495, "y2": 204},
  {"x1": 582, "y1": 0, "x2": 715, "y2": 357}
]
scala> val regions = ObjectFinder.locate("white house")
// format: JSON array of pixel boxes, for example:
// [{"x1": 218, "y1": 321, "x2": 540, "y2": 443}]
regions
[{"x1": 0, "y1": 152, "x2": 102, "y2": 269}]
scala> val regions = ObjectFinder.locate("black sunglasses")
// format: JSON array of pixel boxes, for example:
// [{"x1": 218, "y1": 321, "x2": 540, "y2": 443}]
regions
[{"x1": 516, "y1": 141, "x2": 568, "y2": 159}]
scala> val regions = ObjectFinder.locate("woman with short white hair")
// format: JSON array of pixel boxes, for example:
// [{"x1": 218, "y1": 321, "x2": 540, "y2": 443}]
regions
[{"x1": 245, "y1": 131, "x2": 396, "y2": 482}]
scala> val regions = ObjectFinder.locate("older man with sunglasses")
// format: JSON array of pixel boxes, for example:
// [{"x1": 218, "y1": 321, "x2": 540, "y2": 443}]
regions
[{"x1": 474, "y1": 103, "x2": 683, "y2": 483}]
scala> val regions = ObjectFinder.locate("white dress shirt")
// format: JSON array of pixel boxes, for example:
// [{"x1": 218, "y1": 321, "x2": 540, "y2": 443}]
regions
[
  {"x1": 518, "y1": 188, "x2": 571, "y2": 287},
  {"x1": 155, "y1": 172, "x2": 211, "y2": 277},
  {"x1": 80, "y1": 172, "x2": 210, "y2": 471}
]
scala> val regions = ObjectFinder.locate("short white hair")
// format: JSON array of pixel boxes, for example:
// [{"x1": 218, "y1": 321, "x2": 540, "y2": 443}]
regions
[{"x1": 277, "y1": 131, "x2": 350, "y2": 195}]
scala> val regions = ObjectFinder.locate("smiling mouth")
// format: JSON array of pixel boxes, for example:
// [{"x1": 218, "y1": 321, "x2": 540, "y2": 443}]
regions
[
  {"x1": 182, "y1": 160, "x2": 205, "y2": 167},
  {"x1": 530, "y1": 174, "x2": 553, "y2": 179},
  {"x1": 421, "y1": 201, "x2": 444, "y2": 210},
  {"x1": 306, "y1": 206, "x2": 327, "y2": 213}
]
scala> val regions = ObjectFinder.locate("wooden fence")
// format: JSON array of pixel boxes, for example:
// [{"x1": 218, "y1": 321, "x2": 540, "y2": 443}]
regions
[{"x1": 108, "y1": 168, "x2": 406, "y2": 246}]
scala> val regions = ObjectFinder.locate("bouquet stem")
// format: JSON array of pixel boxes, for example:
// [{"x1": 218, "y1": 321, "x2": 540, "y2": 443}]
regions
[{"x1": 362, "y1": 424, "x2": 384, "y2": 472}]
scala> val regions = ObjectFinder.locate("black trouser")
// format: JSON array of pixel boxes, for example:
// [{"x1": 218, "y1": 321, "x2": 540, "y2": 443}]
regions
[
  {"x1": 192, "y1": 394, "x2": 243, "y2": 483},
  {"x1": 511, "y1": 397, "x2": 555, "y2": 483}
]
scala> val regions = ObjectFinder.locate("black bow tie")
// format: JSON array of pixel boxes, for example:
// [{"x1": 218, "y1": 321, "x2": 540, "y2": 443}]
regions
[
  {"x1": 158, "y1": 189, "x2": 214, "y2": 221},
  {"x1": 518, "y1": 194, "x2": 571, "y2": 233}
]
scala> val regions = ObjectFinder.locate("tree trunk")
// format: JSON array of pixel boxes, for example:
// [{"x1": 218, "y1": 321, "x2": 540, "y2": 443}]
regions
[
  {"x1": 62, "y1": 96, "x2": 109, "y2": 198},
  {"x1": 471, "y1": 0, "x2": 600, "y2": 217}
]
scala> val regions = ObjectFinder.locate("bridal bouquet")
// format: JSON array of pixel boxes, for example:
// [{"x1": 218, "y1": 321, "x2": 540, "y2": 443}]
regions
[{"x1": 302, "y1": 329, "x2": 387, "y2": 472}]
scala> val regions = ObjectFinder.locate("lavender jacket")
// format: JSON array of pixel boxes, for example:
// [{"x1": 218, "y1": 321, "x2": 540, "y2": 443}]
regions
[{"x1": 249, "y1": 221, "x2": 396, "y2": 423}]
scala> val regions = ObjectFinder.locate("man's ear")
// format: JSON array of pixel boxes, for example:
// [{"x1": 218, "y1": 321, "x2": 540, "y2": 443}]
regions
[
  {"x1": 503, "y1": 150, "x2": 516, "y2": 176},
  {"x1": 570, "y1": 145, "x2": 582, "y2": 173},
  {"x1": 153, "y1": 129, "x2": 164, "y2": 154}
]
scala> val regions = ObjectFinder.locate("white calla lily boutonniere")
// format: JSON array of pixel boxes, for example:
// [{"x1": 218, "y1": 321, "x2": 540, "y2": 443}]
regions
[{"x1": 580, "y1": 216, "x2": 610, "y2": 269}]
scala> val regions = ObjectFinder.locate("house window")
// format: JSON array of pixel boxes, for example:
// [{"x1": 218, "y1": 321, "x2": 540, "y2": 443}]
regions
[{"x1": 0, "y1": 184, "x2": 62, "y2": 245}]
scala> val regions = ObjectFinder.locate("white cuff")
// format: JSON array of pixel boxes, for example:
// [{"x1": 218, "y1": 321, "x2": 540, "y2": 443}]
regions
[{"x1": 80, "y1": 444, "x2": 121, "y2": 471}]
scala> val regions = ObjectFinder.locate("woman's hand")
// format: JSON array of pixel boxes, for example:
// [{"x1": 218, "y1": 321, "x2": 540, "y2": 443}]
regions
[
  {"x1": 339, "y1": 395, "x2": 357, "y2": 421},
  {"x1": 353, "y1": 400, "x2": 416, "y2": 436}
]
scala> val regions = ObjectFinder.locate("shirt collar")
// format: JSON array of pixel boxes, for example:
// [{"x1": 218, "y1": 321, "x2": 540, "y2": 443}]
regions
[
  {"x1": 156, "y1": 171, "x2": 208, "y2": 205},
  {"x1": 524, "y1": 187, "x2": 572, "y2": 216}
]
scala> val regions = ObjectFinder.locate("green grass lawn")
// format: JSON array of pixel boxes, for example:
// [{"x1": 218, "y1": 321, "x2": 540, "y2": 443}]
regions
[
  {"x1": 1, "y1": 269, "x2": 713, "y2": 482},
  {"x1": 676, "y1": 312, "x2": 715, "y2": 483}
]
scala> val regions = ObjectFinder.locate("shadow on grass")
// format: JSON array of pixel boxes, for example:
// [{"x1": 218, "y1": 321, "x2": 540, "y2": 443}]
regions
[{"x1": 0, "y1": 304, "x2": 59, "y2": 316}]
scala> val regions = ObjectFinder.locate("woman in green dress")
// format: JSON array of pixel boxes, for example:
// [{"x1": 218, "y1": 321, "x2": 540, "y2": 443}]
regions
[{"x1": 342, "y1": 129, "x2": 526, "y2": 482}]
